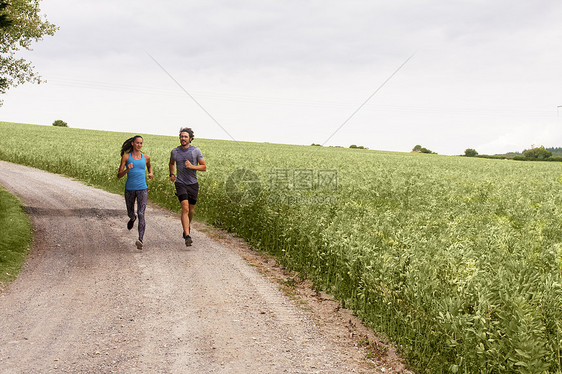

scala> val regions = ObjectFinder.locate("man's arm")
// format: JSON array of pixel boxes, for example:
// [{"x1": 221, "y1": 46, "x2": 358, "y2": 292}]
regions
[
  {"x1": 185, "y1": 158, "x2": 206, "y2": 171},
  {"x1": 195, "y1": 148, "x2": 206, "y2": 171},
  {"x1": 169, "y1": 153, "x2": 176, "y2": 182},
  {"x1": 185, "y1": 148, "x2": 207, "y2": 171},
  {"x1": 197, "y1": 158, "x2": 207, "y2": 172}
]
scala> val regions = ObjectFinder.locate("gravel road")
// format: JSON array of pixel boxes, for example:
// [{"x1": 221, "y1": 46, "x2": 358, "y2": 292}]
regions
[{"x1": 0, "y1": 161, "x2": 408, "y2": 373}]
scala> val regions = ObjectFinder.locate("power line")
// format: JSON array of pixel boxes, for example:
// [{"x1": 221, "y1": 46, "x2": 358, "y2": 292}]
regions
[
  {"x1": 45, "y1": 75, "x2": 556, "y2": 119},
  {"x1": 321, "y1": 54, "x2": 415, "y2": 146},
  {"x1": 145, "y1": 51, "x2": 237, "y2": 142}
]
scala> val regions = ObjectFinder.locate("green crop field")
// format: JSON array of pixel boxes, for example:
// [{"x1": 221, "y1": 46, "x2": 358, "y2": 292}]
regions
[{"x1": 1, "y1": 121, "x2": 561, "y2": 373}]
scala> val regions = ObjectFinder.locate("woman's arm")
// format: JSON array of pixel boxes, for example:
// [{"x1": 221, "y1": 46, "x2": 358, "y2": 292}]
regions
[
  {"x1": 117, "y1": 154, "x2": 131, "y2": 179},
  {"x1": 145, "y1": 154, "x2": 154, "y2": 180}
]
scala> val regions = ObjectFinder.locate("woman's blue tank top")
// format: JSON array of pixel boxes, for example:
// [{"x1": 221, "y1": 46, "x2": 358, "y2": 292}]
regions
[{"x1": 125, "y1": 153, "x2": 148, "y2": 190}]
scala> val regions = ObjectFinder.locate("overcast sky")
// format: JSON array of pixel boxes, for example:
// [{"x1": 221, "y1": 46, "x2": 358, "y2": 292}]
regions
[{"x1": 2, "y1": 0, "x2": 562, "y2": 155}]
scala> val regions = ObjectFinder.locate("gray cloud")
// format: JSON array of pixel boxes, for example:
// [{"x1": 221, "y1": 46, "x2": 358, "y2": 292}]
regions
[{"x1": 3, "y1": 0, "x2": 562, "y2": 154}]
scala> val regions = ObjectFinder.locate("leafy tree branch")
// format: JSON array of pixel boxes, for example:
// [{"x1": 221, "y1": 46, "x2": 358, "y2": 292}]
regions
[{"x1": 0, "y1": 0, "x2": 57, "y2": 103}]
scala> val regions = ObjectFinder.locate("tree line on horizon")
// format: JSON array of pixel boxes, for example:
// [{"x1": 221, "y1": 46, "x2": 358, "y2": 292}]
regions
[{"x1": 464, "y1": 146, "x2": 562, "y2": 162}]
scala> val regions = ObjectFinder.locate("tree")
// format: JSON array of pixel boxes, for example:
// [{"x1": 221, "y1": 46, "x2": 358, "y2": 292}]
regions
[
  {"x1": 52, "y1": 119, "x2": 67, "y2": 127},
  {"x1": 523, "y1": 145, "x2": 552, "y2": 160},
  {"x1": 412, "y1": 144, "x2": 435, "y2": 154},
  {"x1": 0, "y1": 1, "x2": 12, "y2": 29},
  {"x1": 464, "y1": 148, "x2": 478, "y2": 157},
  {"x1": 0, "y1": 0, "x2": 57, "y2": 104}
]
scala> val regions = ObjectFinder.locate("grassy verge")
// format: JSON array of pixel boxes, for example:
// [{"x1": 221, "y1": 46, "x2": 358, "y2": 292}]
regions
[{"x1": 0, "y1": 185, "x2": 32, "y2": 290}]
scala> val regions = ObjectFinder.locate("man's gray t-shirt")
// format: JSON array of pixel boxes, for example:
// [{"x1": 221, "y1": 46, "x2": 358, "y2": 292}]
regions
[{"x1": 171, "y1": 145, "x2": 204, "y2": 185}]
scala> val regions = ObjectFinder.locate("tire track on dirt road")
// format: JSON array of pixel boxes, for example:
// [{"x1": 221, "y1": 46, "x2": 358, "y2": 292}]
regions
[{"x1": 0, "y1": 161, "x2": 379, "y2": 373}]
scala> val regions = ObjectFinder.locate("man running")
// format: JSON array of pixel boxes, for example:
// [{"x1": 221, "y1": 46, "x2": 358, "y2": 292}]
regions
[{"x1": 169, "y1": 127, "x2": 206, "y2": 246}]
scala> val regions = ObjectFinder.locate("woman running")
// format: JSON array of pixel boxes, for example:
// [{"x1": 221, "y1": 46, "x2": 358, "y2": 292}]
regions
[{"x1": 117, "y1": 135, "x2": 153, "y2": 249}]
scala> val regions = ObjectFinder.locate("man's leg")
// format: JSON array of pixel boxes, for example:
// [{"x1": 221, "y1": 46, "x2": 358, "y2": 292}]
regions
[
  {"x1": 188, "y1": 204, "x2": 195, "y2": 233},
  {"x1": 186, "y1": 183, "x2": 198, "y2": 238},
  {"x1": 180, "y1": 199, "x2": 190, "y2": 237}
]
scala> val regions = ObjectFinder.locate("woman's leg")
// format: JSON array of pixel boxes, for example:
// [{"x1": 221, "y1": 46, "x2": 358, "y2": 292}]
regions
[
  {"x1": 136, "y1": 189, "x2": 148, "y2": 241},
  {"x1": 124, "y1": 190, "x2": 136, "y2": 221}
]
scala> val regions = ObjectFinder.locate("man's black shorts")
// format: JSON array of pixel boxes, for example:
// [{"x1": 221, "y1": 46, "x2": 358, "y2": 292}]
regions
[{"x1": 175, "y1": 182, "x2": 199, "y2": 205}]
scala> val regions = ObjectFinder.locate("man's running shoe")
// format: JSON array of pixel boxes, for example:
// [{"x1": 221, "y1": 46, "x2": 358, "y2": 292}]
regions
[
  {"x1": 135, "y1": 239, "x2": 143, "y2": 250},
  {"x1": 127, "y1": 217, "x2": 136, "y2": 230},
  {"x1": 184, "y1": 235, "x2": 192, "y2": 247}
]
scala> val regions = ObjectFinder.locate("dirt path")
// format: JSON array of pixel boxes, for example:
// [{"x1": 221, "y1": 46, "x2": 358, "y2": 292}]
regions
[{"x1": 0, "y1": 161, "x2": 409, "y2": 373}]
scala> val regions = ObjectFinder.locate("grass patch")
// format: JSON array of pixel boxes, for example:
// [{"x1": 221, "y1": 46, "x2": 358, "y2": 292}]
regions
[{"x1": 0, "y1": 185, "x2": 32, "y2": 288}]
